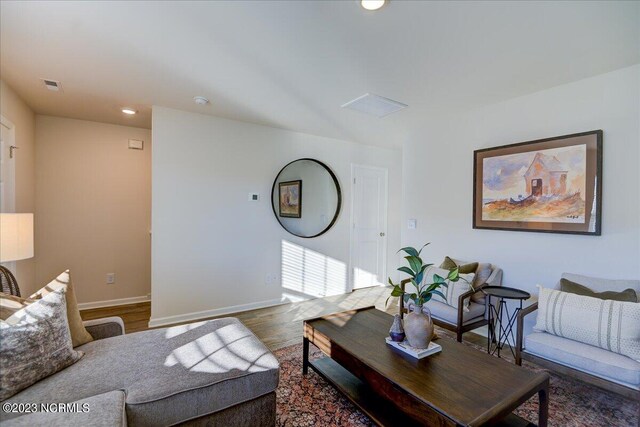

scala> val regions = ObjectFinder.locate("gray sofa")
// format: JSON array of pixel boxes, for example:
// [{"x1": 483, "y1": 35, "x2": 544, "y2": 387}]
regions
[
  {"x1": 516, "y1": 273, "x2": 640, "y2": 400},
  {"x1": 2, "y1": 317, "x2": 280, "y2": 426}
]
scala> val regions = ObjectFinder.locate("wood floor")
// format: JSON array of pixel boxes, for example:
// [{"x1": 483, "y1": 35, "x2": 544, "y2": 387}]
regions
[{"x1": 80, "y1": 286, "x2": 486, "y2": 351}]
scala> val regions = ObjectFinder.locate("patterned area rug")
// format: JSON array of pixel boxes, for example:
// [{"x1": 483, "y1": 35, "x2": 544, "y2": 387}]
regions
[{"x1": 273, "y1": 329, "x2": 639, "y2": 427}]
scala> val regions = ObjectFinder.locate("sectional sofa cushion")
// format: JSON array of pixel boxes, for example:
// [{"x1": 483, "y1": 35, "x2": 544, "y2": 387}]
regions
[
  {"x1": 3, "y1": 317, "x2": 280, "y2": 426},
  {"x1": 3, "y1": 390, "x2": 127, "y2": 427},
  {"x1": 525, "y1": 332, "x2": 640, "y2": 388},
  {"x1": 560, "y1": 278, "x2": 637, "y2": 302},
  {"x1": 0, "y1": 287, "x2": 83, "y2": 401},
  {"x1": 534, "y1": 286, "x2": 640, "y2": 362},
  {"x1": 30, "y1": 270, "x2": 93, "y2": 348}
]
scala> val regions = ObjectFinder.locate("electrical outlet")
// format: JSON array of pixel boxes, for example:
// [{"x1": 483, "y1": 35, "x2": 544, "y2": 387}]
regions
[{"x1": 106, "y1": 273, "x2": 115, "y2": 285}]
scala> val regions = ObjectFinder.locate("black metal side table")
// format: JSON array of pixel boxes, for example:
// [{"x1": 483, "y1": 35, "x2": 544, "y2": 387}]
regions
[{"x1": 483, "y1": 286, "x2": 531, "y2": 359}]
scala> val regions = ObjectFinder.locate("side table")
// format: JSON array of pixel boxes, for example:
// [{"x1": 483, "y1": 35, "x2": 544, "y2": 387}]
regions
[{"x1": 483, "y1": 286, "x2": 531, "y2": 359}]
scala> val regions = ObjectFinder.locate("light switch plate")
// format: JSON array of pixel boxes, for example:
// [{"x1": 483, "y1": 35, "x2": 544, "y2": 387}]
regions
[
  {"x1": 407, "y1": 219, "x2": 417, "y2": 229},
  {"x1": 128, "y1": 139, "x2": 144, "y2": 150}
]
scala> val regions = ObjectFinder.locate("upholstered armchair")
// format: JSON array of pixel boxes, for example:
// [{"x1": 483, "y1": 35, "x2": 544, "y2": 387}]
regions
[{"x1": 399, "y1": 262, "x2": 503, "y2": 342}]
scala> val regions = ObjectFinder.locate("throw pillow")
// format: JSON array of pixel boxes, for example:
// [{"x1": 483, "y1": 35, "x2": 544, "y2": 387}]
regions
[
  {"x1": 560, "y1": 278, "x2": 637, "y2": 303},
  {"x1": 534, "y1": 285, "x2": 640, "y2": 362},
  {"x1": 0, "y1": 286, "x2": 84, "y2": 401},
  {"x1": 425, "y1": 266, "x2": 475, "y2": 311},
  {"x1": 30, "y1": 270, "x2": 93, "y2": 347},
  {"x1": 440, "y1": 256, "x2": 479, "y2": 274},
  {"x1": 0, "y1": 293, "x2": 36, "y2": 320},
  {"x1": 471, "y1": 263, "x2": 493, "y2": 304}
]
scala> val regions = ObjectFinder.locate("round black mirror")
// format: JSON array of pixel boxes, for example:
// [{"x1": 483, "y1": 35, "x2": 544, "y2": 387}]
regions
[{"x1": 271, "y1": 158, "x2": 341, "y2": 238}]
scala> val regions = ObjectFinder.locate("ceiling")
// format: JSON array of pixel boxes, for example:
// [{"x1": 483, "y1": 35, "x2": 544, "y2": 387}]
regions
[{"x1": 1, "y1": 1, "x2": 638, "y2": 149}]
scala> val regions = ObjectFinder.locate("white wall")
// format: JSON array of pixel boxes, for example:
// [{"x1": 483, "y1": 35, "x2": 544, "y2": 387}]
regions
[
  {"x1": 0, "y1": 79, "x2": 36, "y2": 292},
  {"x1": 151, "y1": 106, "x2": 402, "y2": 326},
  {"x1": 35, "y1": 116, "x2": 151, "y2": 306},
  {"x1": 402, "y1": 65, "x2": 640, "y2": 333}
]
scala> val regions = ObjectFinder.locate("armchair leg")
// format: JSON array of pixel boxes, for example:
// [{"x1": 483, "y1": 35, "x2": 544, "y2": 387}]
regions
[{"x1": 456, "y1": 330, "x2": 463, "y2": 342}]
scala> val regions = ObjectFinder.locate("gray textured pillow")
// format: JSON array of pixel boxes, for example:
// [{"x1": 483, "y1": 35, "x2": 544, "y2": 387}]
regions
[
  {"x1": 0, "y1": 286, "x2": 83, "y2": 401},
  {"x1": 471, "y1": 263, "x2": 493, "y2": 304}
]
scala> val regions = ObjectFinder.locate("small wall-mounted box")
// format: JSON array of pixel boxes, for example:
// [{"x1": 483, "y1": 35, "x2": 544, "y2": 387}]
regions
[
  {"x1": 248, "y1": 193, "x2": 260, "y2": 202},
  {"x1": 128, "y1": 139, "x2": 144, "y2": 150}
]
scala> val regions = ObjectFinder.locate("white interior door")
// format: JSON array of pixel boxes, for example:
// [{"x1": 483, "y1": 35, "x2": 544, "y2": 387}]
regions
[
  {"x1": 0, "y1": 116, "x2": 16, "y2": 213},
  {"x1": 350, "y1": 164, "x2": 388, "y2": 290}
]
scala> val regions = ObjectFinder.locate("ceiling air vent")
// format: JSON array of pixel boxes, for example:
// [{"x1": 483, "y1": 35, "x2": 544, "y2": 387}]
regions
[
  {"x1": 41, "y1": 79, "x2": 62, "y2": 92},
  {"x1": 341, "y1": 93, "x2": 407, "y2": 118}
]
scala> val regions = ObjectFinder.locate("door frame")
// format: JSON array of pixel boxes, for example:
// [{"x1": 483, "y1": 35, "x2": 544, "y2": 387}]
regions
[
  {"x1": 348, "y1": 163, "x2": 389, "y2": 292},
  {"x1": 0, "y1": 115, "x2": 16, "y2": 213}
]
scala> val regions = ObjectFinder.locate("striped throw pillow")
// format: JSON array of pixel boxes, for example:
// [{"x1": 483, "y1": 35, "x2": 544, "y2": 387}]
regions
[
  {"x1": 534, "y1": 286, "x2": 640, "y2": 362},
  {"x1": 426, "y1": 267, "x2": 475, "y2": 312}
]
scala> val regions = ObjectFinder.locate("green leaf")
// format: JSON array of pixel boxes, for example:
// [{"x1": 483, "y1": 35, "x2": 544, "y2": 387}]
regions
[
  {"x1": 424, "y1": 282, "x2": 441, "y2": 293},
  {"x1": 447, "y1": 267, "x2": 459, "y2": 281},
  {"x1": 405, "y1": 256, "x2": 423, "y2": 274},
  {"x1": 390, "y1": 285, "x2": 404, "y2": 297},
  {"x1": 409, "y1": 278, "x2": 420, "y2": 292},
  {"x1": 420, "y1": 263, "x2": 433, "y2": 273},
  {"x1": 397, "y1": 266, "x2": 415, "y2": 277},
  {"x1": 431, "y1": 290, "x2": 447, "y2": 301},
  {"x1": 432, "y1": 274, "x2": 445, "y2": 284},
  {"x1": 423, "y1": 293, "x2": 432, "y2": 302},
  {"x1": 416, "y1": 243, "x2": 430, "y2": 255},
  {"x1": 403, "y1": 294, "x2": 412, "y2": 303},
  {"x1": 415, "y1": 271, "x2": 424, "y2": 286},
  {"x1": 388, "y1": 277, "x2": 394, "y2": 286},
  {"x1": 397, "y1": 247, "x2": 419, "y2": 257}
]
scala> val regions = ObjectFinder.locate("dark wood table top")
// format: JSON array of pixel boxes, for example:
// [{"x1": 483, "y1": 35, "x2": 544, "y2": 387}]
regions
[{"x1": 305, "y1": 307, "x2": 549, "y2": 426}]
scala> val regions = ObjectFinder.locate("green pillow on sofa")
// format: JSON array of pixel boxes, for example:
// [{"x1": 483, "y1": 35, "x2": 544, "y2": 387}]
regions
[
  {"x1": 440, "y1": 256, "x2": 478, "y2": 274},
  {"x1": 560, "y1": 278, "x2": 637, "y2": 302}
]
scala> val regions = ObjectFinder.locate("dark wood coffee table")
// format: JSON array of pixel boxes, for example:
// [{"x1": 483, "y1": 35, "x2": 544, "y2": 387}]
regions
[{"x1": 303, "y1": 307, "x2": 549, "y2": 427}]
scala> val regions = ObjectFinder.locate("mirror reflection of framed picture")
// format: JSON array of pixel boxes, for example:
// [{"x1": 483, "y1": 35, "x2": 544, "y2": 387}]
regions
[
  {"x1": 473, "y1": 130, "x2": 602, "y2": 235},
  {"x1": 279, "y1": 180, "x2": 302, "y2": 218}
]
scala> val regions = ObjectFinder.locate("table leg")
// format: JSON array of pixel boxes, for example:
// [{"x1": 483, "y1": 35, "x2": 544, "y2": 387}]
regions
[
  {"x1": 302, "y1": 336, "x2": 309, "y2": 375},
  {"x1": 538, "y1": 383, "x2": 549, "y2": 427}
]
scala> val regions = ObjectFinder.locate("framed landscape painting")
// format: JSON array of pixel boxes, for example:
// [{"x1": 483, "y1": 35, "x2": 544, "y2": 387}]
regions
[
  {"x1": 473, "y1": 130, "x2": 602, "y2": 235},
  {"x1": 279, "y1": 180, "x2": 302, "y2": 218}
]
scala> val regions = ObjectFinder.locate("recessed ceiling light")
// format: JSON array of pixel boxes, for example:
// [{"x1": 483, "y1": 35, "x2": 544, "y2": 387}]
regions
[
  {"x1": 193, "y1": 96, "x2": 209, "y2": 105},
  {"x1": 121, "y1": 108, "x2": 137, "y2": 115},
  {"x1": 361, "y1": 0, "x2": 386, "y2": 11}
]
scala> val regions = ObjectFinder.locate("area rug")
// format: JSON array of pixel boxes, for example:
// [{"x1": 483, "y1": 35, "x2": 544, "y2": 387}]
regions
[{"x1": 273, "y1": 330, "x2": 639, "y2": 427}]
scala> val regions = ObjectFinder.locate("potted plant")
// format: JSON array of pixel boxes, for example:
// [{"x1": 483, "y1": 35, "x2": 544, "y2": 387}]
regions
[{"x1": 386, "y1": 244, "x2": 460, "y2": 349}]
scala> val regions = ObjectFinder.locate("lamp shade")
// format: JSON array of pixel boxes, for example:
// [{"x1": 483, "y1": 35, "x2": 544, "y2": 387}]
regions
[{"x1": 0, "y1": 213, "x2": 34, "y2": 262}]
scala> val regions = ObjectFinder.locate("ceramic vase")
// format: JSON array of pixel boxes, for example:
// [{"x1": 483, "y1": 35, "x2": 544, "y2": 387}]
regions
[
  {"x1": 389, "y1": 314, "x2": 405, "y2": 342},
  {"x1": 404, "y1": 304, "x2": 434, "y2": 349}
]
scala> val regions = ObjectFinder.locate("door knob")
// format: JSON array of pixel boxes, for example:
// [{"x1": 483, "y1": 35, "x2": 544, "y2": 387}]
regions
[{"x1": 379, "y1": 232, "x2": 385, "y2": 237}]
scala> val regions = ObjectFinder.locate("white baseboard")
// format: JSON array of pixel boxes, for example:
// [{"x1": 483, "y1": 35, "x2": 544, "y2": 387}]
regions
[
  {"x1": 148, "y1": 298, "x2": 286, "y2": 328},
  {"x1": 78, "y1": 295, "x2": 151, "y2": 311}
]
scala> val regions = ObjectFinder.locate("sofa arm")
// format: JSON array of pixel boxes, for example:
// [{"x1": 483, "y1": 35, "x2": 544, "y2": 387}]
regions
[
  {"x1": 516, "y1": 302, "x2": 538, "y2": 365},
  {"x1": 83, "y1": 317, "x2": 125, "y2": 340}
]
